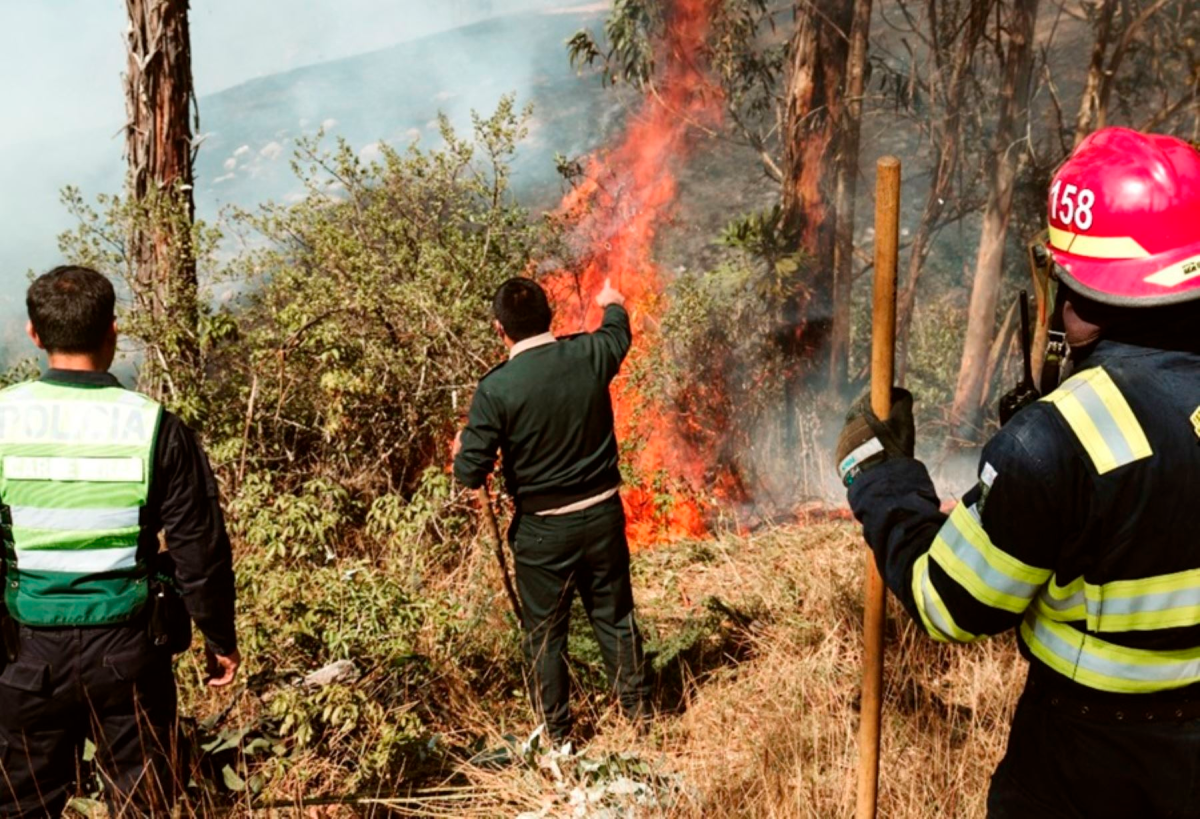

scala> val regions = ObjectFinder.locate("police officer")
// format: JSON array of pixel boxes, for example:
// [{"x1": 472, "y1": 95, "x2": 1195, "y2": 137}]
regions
[
  {"x1": 454, "y1": 276, "x2": 649, "y2": 742},
  {"x1": 0, "y1": 266, "x2": 239, "y2": 817},
  {"x1": 837, "y1": 128, "x2": 1200, "y2": 816}
]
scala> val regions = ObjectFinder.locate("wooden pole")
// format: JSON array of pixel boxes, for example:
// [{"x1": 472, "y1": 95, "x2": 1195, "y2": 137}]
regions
[
  {"x1": 476, "y1": 487, "x2": 524, "y2": 625},
  {"x1": 857, "y1": 156, "x2": 900, "y2": 819}
]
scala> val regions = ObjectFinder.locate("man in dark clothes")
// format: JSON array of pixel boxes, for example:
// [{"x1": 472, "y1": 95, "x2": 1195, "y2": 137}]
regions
[
  {"x1": 0, "y1": 266, "x2": 239, "y2": 817},
  {"x1": 837, "y1": 130, "x2": 1200, "y2": 816},
  {"x1": 454, "y1": 276, "x2": 649, "y2": 741}
]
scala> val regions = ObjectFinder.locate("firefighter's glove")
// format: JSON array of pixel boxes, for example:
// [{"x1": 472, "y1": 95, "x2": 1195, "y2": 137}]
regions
[
  {"x1": 835, "y1": 388, "x2": 915, "y2": 488},
  {"x1": 998, "y1": 383, "x2": 1041, "y2": 426}
]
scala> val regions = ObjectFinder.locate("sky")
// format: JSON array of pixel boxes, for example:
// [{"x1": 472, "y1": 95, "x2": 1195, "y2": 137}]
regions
[
  {"x1": 0, "y1": 0, "x2": 573, "y2": 150},
  {"x1": 0, "y1": 0, "x2": 603, "y2": 335}
]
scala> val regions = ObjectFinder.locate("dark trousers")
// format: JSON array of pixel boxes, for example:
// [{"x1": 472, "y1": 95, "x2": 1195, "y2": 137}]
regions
[
  {"x1": 988, "y1": 679, "x2": 1200, "y2": 818},
  {"x1": 509, "y1": 495, "x2": 648, "y2": 739},
  {"x1": 0, "y1": 623, "x2": 178, "y2": 818}
]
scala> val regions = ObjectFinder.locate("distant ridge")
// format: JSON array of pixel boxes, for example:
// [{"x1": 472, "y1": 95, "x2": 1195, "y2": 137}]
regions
[
  {"x1": 197, "y1": 8, "x2": 614, "y2": 207},
  {"x1": 0, "y1": 7, "x2": 614, "y2": 296}
]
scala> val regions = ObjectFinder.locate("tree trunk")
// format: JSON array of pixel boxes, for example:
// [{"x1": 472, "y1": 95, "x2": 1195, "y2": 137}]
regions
[
  {"x1": 779, "y1": 0, "x2": 853, "y2": 406},
  {"x1": 894, "y1": 0, "x2": 990, "y2": 382},
  {"x1": 829, "y1": 0, "x2": 874, "y2": 395},
  {"x1": 1095, "y1": 0, "x2": 1174, "y2": 129},
  {"x1": 1073, "y1": 0, "x2": 1117, "y2": 147},
  {"x1": 948, "y1": 0, "x2": 1040, "y2": 444},
  {"x1": 125, "y1": 0, "x2": 199, "y2": 400}
]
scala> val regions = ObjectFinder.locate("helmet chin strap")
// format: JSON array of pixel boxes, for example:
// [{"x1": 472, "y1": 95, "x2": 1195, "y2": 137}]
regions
[
  {"x1": 1040, "y1": 284, "x2": 1070, "y2": 394},
  {"x1": 1028, "y1": 234, "x2": 1071, "y2": 394}
]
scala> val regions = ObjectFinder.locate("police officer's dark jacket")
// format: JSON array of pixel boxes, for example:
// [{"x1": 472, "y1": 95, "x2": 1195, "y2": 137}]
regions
[
  {"x1": 454, "y1": 304, "x2": 631, "y2": 514},
  {"x1": 2, "y1": 370, "x2": 237, "y2": 655},
  {"x1": 851, "y1": 328, "x2": 1200, "y2": 700}
]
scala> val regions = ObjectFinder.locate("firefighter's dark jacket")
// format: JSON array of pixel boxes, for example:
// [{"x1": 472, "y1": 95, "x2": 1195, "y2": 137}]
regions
[
  {"x1": 850, "y1": 336, "x2": 1200, "y2": 700},
  {"x1": 454, "y1": 305, "x2": 631, "y2": 513},
  {"x1": 30, "y1": 370, "x2": 238, "y2": 655}
]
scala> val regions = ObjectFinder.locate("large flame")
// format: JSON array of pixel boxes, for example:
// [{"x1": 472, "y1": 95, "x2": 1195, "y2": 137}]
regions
[{"x1": 544, "y1": 0, "x2": 730, "y2": 547}]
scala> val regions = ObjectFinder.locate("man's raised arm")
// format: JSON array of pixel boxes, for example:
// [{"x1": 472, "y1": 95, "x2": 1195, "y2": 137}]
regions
[{"x1": 589, "y1": 278, "x2": 632, "y2": 382}]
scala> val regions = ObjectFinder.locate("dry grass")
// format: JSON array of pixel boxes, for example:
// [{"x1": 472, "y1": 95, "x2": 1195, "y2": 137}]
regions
[
  {"x1": 441, "y1": 521, "x2": 1027, "y2": 818},
  {"x1": 64, "y1": 519, "x2": 1024, "y2": 818}
]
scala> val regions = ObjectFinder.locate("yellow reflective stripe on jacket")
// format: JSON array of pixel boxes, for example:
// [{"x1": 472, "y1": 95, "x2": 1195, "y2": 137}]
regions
[
  {"x1": 929, "y1": 503, "x2": 1052, "y2": 614},
  {"x1": 911, "y1": 552, "x2": 979, "y2": 643},
  {"x1": 1022, "y1": 606, "x2": 1200, "y2": 694},
  {"x1": 1036, "y1": 575, "x2": 1087, "y2": 622},
  {"x1": 1092, "y1": 569, "x2": 1200, "y2": 631},
  {"x1": 1041, "y1": 367, "x2": 1152, "y2": 475},
  {"x1": 1038, "y1": 569, "x2": 1200, "y2": 633}
]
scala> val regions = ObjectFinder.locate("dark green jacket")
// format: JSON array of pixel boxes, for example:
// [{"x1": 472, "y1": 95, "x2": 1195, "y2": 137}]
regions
[{"x1": 454, "y1": 305, "x2": 631, "y2": 512}]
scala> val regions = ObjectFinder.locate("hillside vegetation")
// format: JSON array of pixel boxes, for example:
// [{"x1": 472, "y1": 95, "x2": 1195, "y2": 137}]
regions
[
  {"x1": 44, "y1": 93, "x2": 1032, "y2": 817},
  {"x1": 51, "y1": 0, "x2": 1197, "y2": 806},
  {"x1": 155, "y1": 518, "x2": 1025, "y2": 817}
]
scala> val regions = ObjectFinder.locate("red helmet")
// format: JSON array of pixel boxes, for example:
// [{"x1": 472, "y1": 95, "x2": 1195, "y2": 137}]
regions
[{"x1": 1045, "y1": 127, "x2": 1200, "y2": 307}]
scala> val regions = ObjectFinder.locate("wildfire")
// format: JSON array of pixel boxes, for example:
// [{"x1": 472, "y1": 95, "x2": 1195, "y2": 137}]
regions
[{"x1": 543, "y1": 0, "x2": 729, "y2": 548}]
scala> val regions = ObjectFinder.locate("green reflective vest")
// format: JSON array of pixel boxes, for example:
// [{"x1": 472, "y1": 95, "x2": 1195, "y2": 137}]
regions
[{"x1": 0, "y1": 379, "x2": 162, "y2": 626}]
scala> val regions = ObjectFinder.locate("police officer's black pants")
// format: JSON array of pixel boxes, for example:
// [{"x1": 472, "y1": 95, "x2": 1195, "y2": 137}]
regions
[
  {"x1": 0, "y1": 623, "x2": 178, "y2": 818},
  {"x1": 509, "y1": 495, "x2": 649, "y2": 740},
  {"x1": 988, "y1": 678, "x2": 1200, "y2": 818}
]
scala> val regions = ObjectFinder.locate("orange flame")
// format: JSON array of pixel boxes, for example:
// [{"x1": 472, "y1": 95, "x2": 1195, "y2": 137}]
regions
[{"x1": 543, "y1": 0, "x2": 730, "y2": 548}]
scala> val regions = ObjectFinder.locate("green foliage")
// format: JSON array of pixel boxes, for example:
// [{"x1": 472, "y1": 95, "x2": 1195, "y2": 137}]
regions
[
  {"x1": 175, "y1": 555, "x2": 444, "y2": 796},
  {"x1": 57, "y1": 103, "x2": 546, "y2": 800},
  {"x1": 718, "y1": 204, "x2": 805, "y2": 276},
  {"x1": 57, "y1": 183, "x2": 221, "y2": 425},
  {"x1": 58, "y1": 97, "x2": 541, "y2": 510},
  {"x1": 364, "y1": 467, "x2": 473, "y2": 576},
  {"x1": 229, "y1": 475, "x2": 355, "y2": 564},
  {"x1": 640, "y1": 248, "x2": 802, "y2": 493},
  {"x1": 569, "y1": 0, "x2": 779, "y2": 98},
  {"x1": 215, "y1": 96, "x2": 541, "y2": 501},
  {"x1": 0, "y1": 360, "x2": 40, "y2": 390},
  {"x1": 568, "y1": 0, "x2": 658, "y2": 88}
]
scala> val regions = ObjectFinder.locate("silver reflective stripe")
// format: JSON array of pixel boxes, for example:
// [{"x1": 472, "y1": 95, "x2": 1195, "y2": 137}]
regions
[
  {"x1": 939, "y1": 507, "x2": 1041, "y2": 600},
  {"x1": 14, "y1": 546, "x2": 138, "y2": 573},
  {"x1": 1040, "y1": 585, "x2": 1085, "y2": 613},
  {"x1": 10, "y1": 506, "x2": 139, "y2": 532},
  {"x1": 1029, "y1": 616, "x2": 1200, "y2": 685},
  {"x1": 920, "y1": 571, "x2": 958, "y2": 640},
  {"x1": 1096, "y1": 587, "x2": 1200, "y2": 617},
  {"x1": 4, "y1": 456, "x2": 143, "y2": 483},
  {"x1": 1069, "y1": 378, "x2": 1135, "y2": 466},
  {"x1": 1040, "y1": 581, "x2": 1200, "y2": 620}
]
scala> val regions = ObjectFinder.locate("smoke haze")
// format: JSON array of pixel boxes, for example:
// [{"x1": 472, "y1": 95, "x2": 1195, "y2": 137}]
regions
[{"x1": 0, "y1": 0, "x2": 611, "y2": 347}]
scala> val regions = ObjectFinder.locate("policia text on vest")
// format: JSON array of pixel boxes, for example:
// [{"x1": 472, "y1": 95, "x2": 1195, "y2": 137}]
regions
[{"x1": 1, "y1": 382, "x2": 160, "y2": 626}]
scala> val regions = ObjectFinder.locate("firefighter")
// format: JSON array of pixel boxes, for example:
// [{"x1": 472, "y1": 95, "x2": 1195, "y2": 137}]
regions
[
  {"x1": 0, "y1": 266, "x2": 239, "y2": 817},
  {"x1": 453, "y1": 276, "x2": 649, "y2": 742},
  {"x1": 836, "y1": 128, "x2": 1200, "y2": 816}
]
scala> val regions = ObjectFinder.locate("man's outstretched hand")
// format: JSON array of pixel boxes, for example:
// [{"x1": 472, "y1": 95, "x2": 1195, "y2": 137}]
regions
[
  {"x1": 595, "y1": 278, "x2": 626, "y2": 308},
  {"x1": 206, "y1": 647, "x2": 241, "y2": 688}
]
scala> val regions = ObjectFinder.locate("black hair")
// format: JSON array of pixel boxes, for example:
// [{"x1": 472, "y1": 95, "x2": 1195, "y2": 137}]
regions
[
  {"x1": 26, "y1": 266, "x2": 116, "y2": 354},
  {"x1": 492, "y1": 277, "x2": 552, "y2": 342}
]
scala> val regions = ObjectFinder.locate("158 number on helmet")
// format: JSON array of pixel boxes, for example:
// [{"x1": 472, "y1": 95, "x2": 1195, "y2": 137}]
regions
[{"x1": 1050, "y1": 181, "x2": 1095, "y2": 231}]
